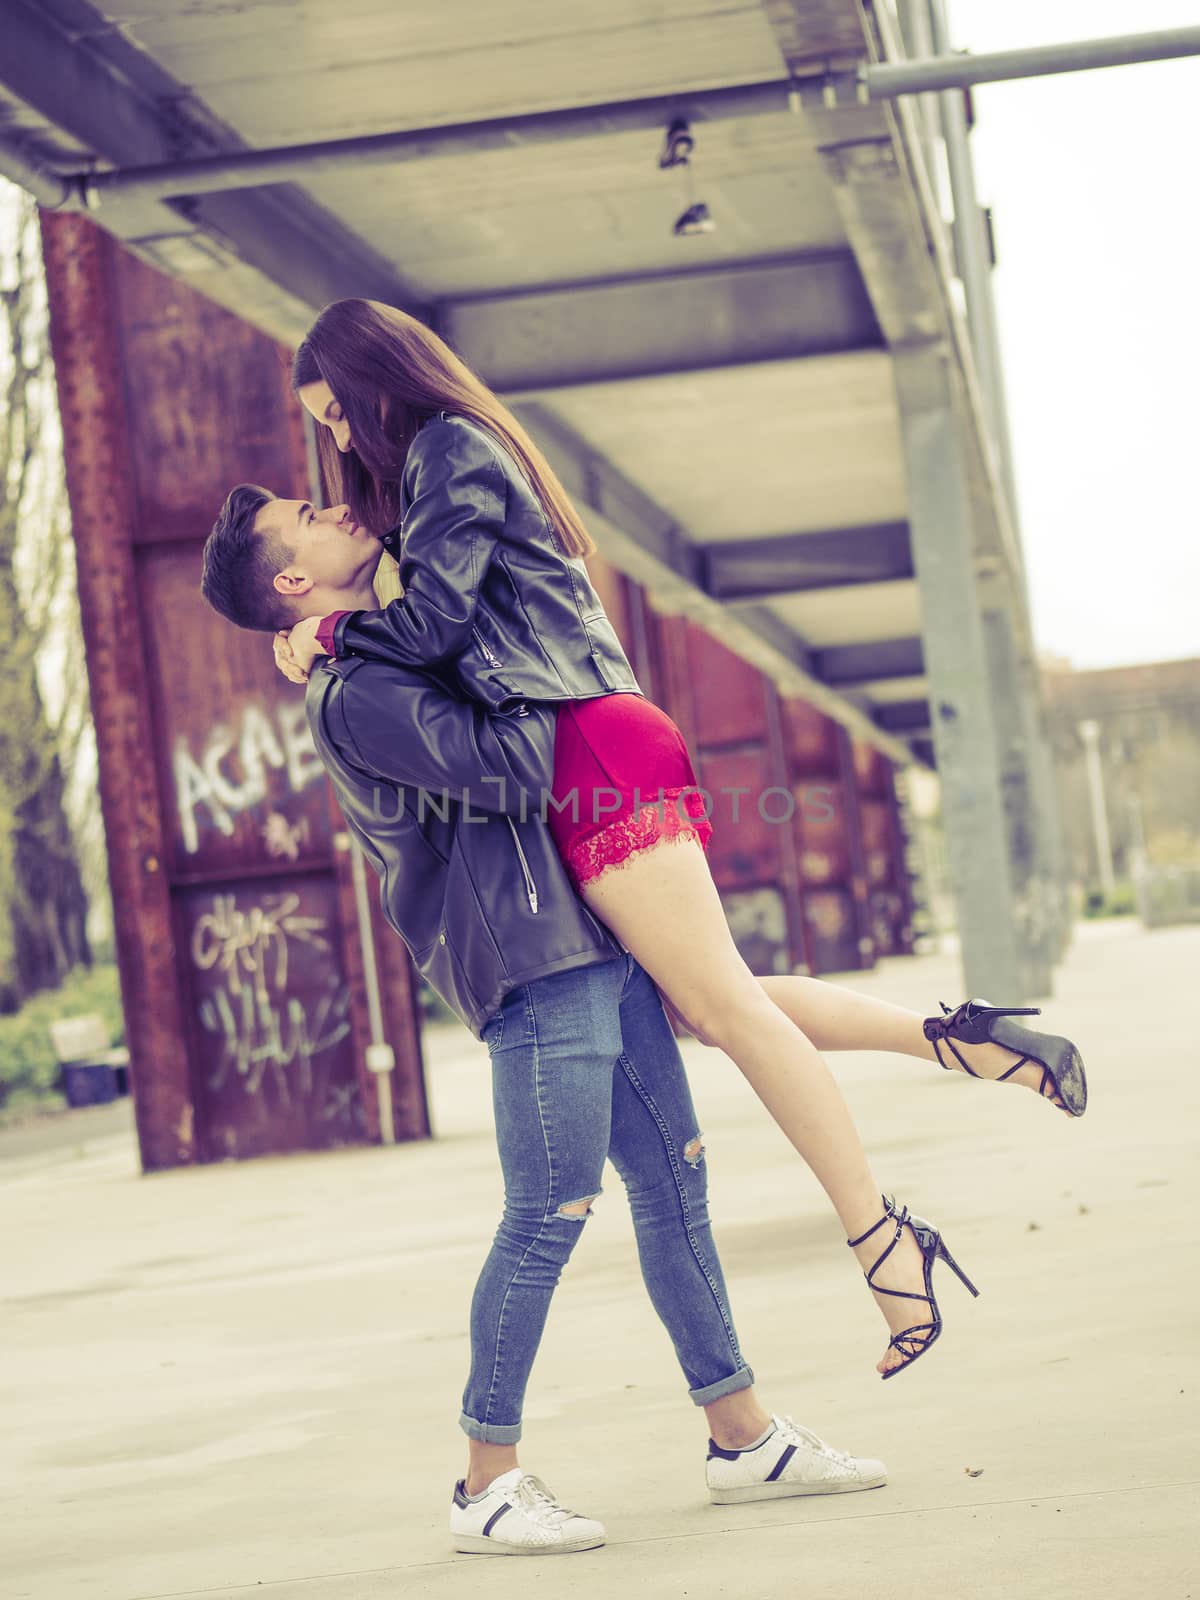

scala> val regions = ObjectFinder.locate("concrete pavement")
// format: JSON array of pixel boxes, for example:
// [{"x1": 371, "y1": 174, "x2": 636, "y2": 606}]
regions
[{"x1": 2, "y1": 918, "x2": 1197, "y2": 1599}]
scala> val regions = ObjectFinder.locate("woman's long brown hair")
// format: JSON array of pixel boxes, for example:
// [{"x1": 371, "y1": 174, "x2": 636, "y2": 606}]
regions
[{"x1": 292, "y1": 299, "x2": 597, "y2": 559}]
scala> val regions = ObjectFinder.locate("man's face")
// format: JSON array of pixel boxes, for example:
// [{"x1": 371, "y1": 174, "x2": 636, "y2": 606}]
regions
[{"x1": 258, "y1": 498, "x2": 380, "y2": 606}]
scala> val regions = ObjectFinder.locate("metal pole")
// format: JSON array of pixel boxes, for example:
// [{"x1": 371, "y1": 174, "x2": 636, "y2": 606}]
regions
[
  {"x1": 926, "y1": 0, "x2": 1023, "y2": 559},
  {"x1": 36, "y1": 25, "x2": 1200, "y2": 208},
  {"x1": 67, "y1": 80, "x2": 800, "y2": 208},
  {"x1": 868, "y1": 24, "x2": 1200, "y2": 98},
  {"x1": 0, "y1": 143, "x2": 71, "y2": 210},
  {"x1": 1078, "y1": 720, "x2": 1116, "y2": 900},
  {"x1": 347, "y1": 832, "x2": 397, "y2": 1146},
  {"x1": 895, "y1": 0, "x2": 942, "y2": 190}
]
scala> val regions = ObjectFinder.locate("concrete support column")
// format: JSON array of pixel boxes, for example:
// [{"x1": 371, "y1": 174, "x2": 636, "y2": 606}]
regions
[
  {"x1": 976, "y1": 577, "x2": 1049, "y2": 995},
  {"x1": 893, "y1": 344, "x2": 1028, "y2": 1001},
  {"x1": 1022, "y1": 664, "x2": 1074, "y2": 967},
  {"x1": 1079, "y1": 719, "x2": 1117, "y2": 898}
]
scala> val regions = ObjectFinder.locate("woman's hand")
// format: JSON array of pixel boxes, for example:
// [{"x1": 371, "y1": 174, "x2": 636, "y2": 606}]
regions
[{"x1": 272, "y1": 617, "x2": 327, "y2": 684}]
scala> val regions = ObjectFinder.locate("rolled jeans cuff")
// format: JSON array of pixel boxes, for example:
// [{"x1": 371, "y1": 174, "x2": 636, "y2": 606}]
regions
[
  {"x1": 689, "y1": 1364, "x2": 755, "y2": 1407},
  {"x1": 459, "y1": 1411, "x2": 522, "y2": 1444}
]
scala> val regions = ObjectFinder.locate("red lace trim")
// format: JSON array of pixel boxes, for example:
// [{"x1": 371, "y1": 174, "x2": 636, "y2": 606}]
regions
[{"x1": 565, "y1": 787, "x2": 713, "y2": 887}]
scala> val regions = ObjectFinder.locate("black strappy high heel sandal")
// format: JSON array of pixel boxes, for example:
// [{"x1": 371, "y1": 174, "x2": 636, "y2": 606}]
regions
[
  {"x1": 923, "y1": 998, "x2": 1088, "y2": 1118},
  {"x1": 847, "y1": 1194, "x2": 980, "y2": 1380}
]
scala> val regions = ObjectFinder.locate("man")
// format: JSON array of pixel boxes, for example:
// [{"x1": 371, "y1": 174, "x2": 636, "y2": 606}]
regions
[{"x1": 201, "y1": 487, "x2": 888, "y2": 1557}]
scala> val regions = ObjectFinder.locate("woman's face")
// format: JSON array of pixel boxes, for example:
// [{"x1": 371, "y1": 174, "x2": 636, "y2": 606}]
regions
[{"x1": 297, "y1": 378, "x2": 354, "y2": 454}]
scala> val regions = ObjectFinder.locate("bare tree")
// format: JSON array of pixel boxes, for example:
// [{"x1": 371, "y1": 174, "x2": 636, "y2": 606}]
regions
[{"x1": 0, "y1": 180, "x2": 93, "y2": 1010}]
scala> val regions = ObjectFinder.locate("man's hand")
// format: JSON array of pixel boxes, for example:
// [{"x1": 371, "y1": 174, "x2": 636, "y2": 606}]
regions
[{"x1": 273, "y1": 616, "x2": 327, "y2": 684}]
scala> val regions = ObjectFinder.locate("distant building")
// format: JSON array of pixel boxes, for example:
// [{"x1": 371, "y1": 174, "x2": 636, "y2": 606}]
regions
[{"x1": 1041, "y1": 656, "x2": 1200, "y2": 891}]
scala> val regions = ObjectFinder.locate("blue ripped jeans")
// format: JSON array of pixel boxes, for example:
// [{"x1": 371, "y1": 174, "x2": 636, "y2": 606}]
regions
[{"x1": 460, "y1": 952, "x2": 754, "y2": 1443}]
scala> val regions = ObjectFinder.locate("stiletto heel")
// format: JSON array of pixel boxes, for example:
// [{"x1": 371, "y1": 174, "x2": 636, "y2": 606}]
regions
[
  {"x1": 924, "y1": 997, "x2": 1088, "y2": 1117},
  {"x1": 846, "y1": 1194, "x2": 980, "y2": 1380},
  {"x1": 935, "y1": 1240, "x2": 980, "y2": 1298}
]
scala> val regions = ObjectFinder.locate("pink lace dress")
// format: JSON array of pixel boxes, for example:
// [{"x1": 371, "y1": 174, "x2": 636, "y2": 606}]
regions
[{"x1": 547, "y1": 691, "x2": 714, "y2": 889}]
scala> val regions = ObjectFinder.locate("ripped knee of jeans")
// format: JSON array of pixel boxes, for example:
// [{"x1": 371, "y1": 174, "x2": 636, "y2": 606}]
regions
[
  {"x1": 683, "y1": 1134, "x2": 705, "y2": 1170},
  {"x1": 557, "y1": 1191, "x2": 601, "y2": 1221}
]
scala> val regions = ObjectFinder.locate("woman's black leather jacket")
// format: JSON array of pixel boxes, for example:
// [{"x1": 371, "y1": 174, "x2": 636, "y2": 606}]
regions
[{"x1": 329, "y1": 412, "x2": 643, "y2": 715}]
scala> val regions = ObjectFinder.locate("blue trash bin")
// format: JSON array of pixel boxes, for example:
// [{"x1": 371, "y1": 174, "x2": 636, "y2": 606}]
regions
[{"x1": 60, "y1": 1059, "x2": 119, "y2": 1107}]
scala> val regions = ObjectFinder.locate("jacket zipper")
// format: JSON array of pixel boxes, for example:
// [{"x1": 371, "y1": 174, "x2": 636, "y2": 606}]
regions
[
  {"x1": 506, "y1": 818, "x2": 539, "y2": 914},
  {"x1": 472, "y1": 624, "x2": 502, "y2": 670},
  {"x1": 473, "y1": 625, "x2": 530, "y2": 718}
]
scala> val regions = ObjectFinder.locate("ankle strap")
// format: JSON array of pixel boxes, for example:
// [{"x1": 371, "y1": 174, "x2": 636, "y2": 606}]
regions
[{"x1": 846, "y1": 1194, "x2": 898, "y2": 1248}]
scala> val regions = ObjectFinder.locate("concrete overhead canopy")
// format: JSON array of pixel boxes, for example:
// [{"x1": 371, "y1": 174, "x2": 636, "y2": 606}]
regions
[{"x1": 0, "y1": 0, "x2": 1026, "y2": 766}]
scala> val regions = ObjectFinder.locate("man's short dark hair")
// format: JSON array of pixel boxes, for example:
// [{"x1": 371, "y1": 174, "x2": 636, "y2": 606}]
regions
[{"x1": 201, "y1": 484, "x2": 297, "y2": 632}]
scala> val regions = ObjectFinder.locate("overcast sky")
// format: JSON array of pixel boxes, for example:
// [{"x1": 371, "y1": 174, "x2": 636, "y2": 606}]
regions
[{"x1": 944, "y1": 0, "x2": 1199, "y2": 669}]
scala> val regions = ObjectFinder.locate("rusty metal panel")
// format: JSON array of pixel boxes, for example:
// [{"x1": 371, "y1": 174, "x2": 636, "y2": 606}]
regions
[
  {"x1": 582, "y1": 550, "x2": 633, "y2": 656},
  {"x1": 112, "y1": 260, "x2": 309, "y2": 545},
  {"x1": 852, "y1": 740, "x2": 916, "y2": 958},
  {"x1": 650, "y1": 611, "x2": 700, "y2": 755},
  {"x1": 795, "y1": 783, "x2": 853, "y2": 884},
  {"x1": 179, "y1": 874, "x2": 360, "y2": 1160},
  {"x1": 762, "y1": 681, "x2": 812, "y2": 974},
  {"x1": 697, "y1": 748, "x2": 779, "y2": 888},
  {"x1": 850, "y1": 739, "x2": 912, "y2": 954},
  {"x1": 620, "y1": 578, "x2": 658, "y2": 704},
  {"x1": 850, "y1": 738, "x2": 887, "y2": 791},
  {"x1": 781, "y1": 697, "x2": 841, "y2": 772},
  {"x1": 801, "y1": 889, "x2": 859, "y2": 972},
  {"x1": 781, "y1": 698, "x2": 865, "y2": 972},
  {"x1": 834, "y1": 726, "x2": 874, "y2": 971},
  {"x1": 140, "y1": 545, "x2": 335, "y2": 880},
  {"x1": 41, "y1": 212, "x2": 427, "y2": 1169},
  {"x1": 627, "y1": 609, "x2": 812, "y2": 975},
  {"x1": 859, "y1": 799, "x2": 896, "y2": 884},
  {"x1": 683, "y1": 628, "x2": 768, "y2": 748}
]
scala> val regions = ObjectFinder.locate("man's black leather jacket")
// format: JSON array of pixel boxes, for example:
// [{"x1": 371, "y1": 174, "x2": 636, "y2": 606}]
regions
[
  {"x1": 329, "y1": 412, "x2": 643, "y2": 715},
  {"x1": 305, "y1": 655, "x2": 624, "y2": 1039}
]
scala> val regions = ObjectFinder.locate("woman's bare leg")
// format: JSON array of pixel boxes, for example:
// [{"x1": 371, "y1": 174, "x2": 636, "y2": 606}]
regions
[
  {"x1": 580, "y1": 838, "x2": 927, "y2": 1375},
  {"x1": 754, "y1": 976, "x2": 934, "y2": 1057},
  {"x1": 662, "y1": 968, "x2": 1066, "y2": 1109},
  {"x1": 753, "y1": 977, "x2": 1067, "y2": 1108}
]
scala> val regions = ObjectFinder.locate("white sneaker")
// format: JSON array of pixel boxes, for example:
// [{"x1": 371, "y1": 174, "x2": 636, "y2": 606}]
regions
[
  {"x1": 705, "y1": 1414, "x2": 887, "y2": 1504},
  {"x1": 450, "y1": 1468, "x2": 606, "y2": 1555}
]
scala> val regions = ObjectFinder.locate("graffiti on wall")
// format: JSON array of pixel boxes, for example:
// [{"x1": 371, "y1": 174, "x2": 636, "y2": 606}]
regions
[
  {"x1": 190, "y1": 889, "x2": 353, "y2": 1105},
  {"x1": 173, "y1": 701, "x2": 324, "y2": 854}
]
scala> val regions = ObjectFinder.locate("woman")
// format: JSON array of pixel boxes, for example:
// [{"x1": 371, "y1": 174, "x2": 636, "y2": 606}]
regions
[{"x1": 274, "y1": 297, "x2": 1087, "y2": 1380}]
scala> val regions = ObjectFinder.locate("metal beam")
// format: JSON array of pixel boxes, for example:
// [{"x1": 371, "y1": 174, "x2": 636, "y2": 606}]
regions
[
  {"x1": 813, "y1": 638, "x2": 926, "y2": 687},
  {"x1": 513, "y1": 400, "x2": 916, "y2": 767},
  {"x1": 910, "y1": 736, "x2": 937, "y2": 769},
  {"x1": 874, "y1": 699, "x2": 934, "y2": 733},
  {"x1": 445, "y1": 253, "x2": 880, "y2": 391},
  {"x1": 701, "y1": 521, "x2": 912, "y2": 600}
]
